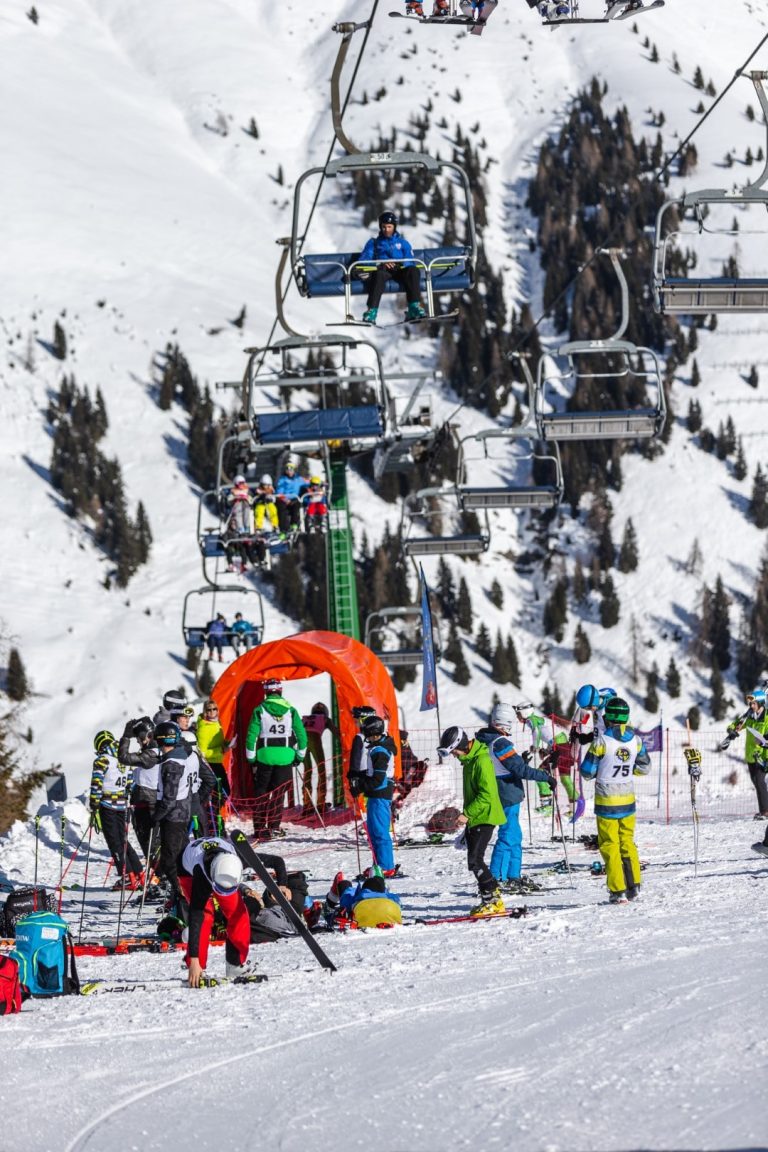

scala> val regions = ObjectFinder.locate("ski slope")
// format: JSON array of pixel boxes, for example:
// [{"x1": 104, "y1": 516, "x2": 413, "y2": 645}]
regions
[{"x1": 0, "y1": 802, "x2": 766, "y2": 1152}]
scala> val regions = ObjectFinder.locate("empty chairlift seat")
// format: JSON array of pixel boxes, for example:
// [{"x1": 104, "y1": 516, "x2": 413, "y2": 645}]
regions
[
  {"x1": 401, "y1": 486, "x2": 490, "y2": 558},
  {"x1": 457, "y1": 428, "x2": 563, "y2": 511}
]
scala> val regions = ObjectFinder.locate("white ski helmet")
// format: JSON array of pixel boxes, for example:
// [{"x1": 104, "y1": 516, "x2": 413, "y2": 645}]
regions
[
  {"x1": 490, "y1": 702, "x2": 516, "y2": 731},
  {"x1": 209, "y1": 851, "x2": 243, "y2": 894},
  {"x1": 515, "y1": 702, "x2": 534, "y2": 719},
  {"x1": 260, "y1": 473, "x2": 273, "y2": 486},
  {"x1": 234, "y1": 474, "x2": 246, "y2": 485}
]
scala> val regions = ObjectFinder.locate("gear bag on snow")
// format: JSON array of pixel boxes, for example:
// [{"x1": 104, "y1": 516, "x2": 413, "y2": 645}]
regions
[
  {"x1": 11, "y1": 912, "x2": 80, "y2": 997},
  {"x1": 0, "y1": 954, "x2": 23, "y2": 1014},
  {"x1": 3, "y1": 887, "x2": 56, "y2": 937}
]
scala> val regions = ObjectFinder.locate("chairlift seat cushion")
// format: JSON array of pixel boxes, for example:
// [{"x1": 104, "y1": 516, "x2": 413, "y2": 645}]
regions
[
  {"x1": 300, "y1": 247, "x2": 472, "y2": 297},
  {"x1": 255, "y1": 405, "x2": 383, "y2": 443}
]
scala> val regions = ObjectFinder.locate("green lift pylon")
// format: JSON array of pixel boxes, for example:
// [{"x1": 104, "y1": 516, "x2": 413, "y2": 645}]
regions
[{"x1": 327, "y1": 452, "x2": 360, "y2": 803}]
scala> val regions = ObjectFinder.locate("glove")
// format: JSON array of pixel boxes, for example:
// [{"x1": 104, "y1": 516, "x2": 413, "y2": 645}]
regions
[
  {"x1": 348, "y1": 774, "x2": 363, "y2": 798},
  {"x1": 683, "y1": 747, "x2": 702, "y2": 779},
  {"x1": 123, "y1": 720, "x2": 135, "y2": 736},
  {"x1": 521, "y1": 750, "x2": 533, "y2": 765}
]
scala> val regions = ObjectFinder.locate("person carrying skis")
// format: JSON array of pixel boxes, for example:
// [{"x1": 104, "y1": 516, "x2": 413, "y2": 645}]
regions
[
  {"x1": 475, "y1": 704, "x2": 555, "y2": 894},
  {"x1": 348, "y1": 714, "x2": 399, "y2": 876},
  {"x1": 358, "y1": 210, "x2": 426, "y2": 325},
  {"x1": 437, "y1": 726, "x2": 506, "y2": 916},
  {"x1": 580, "y1": 697, "x2": 650, "y2": 904},
  {"x1": 724, "y1": 688, "x2": 768, "y2": 819},
  {"x1": 90, "y1": 730, "x2": 143, "y2": 890},
  {"x1": 177, "y1": 835, "x2": 256, "y2": 987},
  {"x1": 245, "y1": 679, "x2": 307, "y2": 839}
]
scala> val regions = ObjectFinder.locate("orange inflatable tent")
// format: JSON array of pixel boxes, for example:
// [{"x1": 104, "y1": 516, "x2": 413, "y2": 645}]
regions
[{"x1": 211, "y1": 630, "x2": 400, "y2": 804}]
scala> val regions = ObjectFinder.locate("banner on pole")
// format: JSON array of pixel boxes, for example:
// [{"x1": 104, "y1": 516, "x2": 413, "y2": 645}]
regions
[
  {"x1": 419, "y1": 566, "x2": 438, "y2": 712},
  {"x1": 637, "y1": 724, "x2": 664, "y2": 754}
]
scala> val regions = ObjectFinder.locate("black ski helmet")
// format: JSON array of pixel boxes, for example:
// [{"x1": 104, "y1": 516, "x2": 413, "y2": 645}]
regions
[
  {"x1": 154, "y1": 720, "x2": 182, "y2": 748},
  {"x1": 163, "y1": 689, "x2": 187, "y2": 713},
  {"x1": 361, "y1": 715, "x2": 386, "y2": 739},
  {"x1": 379, "y1": 210, "x2": 397, "y2": 229},
  {"x1": 132, "y1": 716, "x2": 154, "y2": 742}
]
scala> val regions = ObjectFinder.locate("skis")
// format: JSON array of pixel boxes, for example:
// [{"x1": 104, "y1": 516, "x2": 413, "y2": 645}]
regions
[
  {"x1": 545, "y1": 0, "x2": 664, "y2": 27},
  {"x1": 397, "y1": 838, "x2": 453, "y2": 849},
  {"x1": 80, "y1": 974, "x2": 268, "y2": 995},
  {"x1": 389, "y1": 10, "x2": 473, "y2": 23},
  {"x1": 328, "y1": 310, "x2": 458, "y2": 330},
  {"x1": 414, "y1": 907, "x2": 528, "y2": 926},
  {"x1": 230, "y1": 829, "x2": 337, "y2": 973}
]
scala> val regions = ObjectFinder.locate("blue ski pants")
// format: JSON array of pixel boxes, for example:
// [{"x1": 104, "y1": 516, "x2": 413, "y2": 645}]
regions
[
  {"x1": 366, "y1": 796, "x2": 394, "y2": 871},
  {"x1": 490, "y1": 803, "x2": 523, "y2": 882}
]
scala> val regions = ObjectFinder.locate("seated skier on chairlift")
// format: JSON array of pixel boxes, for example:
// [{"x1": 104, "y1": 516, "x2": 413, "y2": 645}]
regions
[{"x1": 358, "y1": 211, "x2": 427, "y2": 326}]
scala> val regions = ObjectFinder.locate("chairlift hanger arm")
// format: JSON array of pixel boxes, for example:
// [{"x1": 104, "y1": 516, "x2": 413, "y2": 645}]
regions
[{"x1": 330, "y1": 21, "x2": 371, "y2": 156}]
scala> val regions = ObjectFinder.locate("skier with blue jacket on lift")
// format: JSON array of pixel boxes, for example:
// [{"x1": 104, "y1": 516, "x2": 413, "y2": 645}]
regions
[{"x1": 359, "y1": 211, "x2": 426, "y2": 325}]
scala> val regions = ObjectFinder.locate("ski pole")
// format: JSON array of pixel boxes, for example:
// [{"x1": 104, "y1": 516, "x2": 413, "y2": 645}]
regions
[
  {"x1": 295, "y1": 762, "x2": 326, "y2": 829},
  {"x1": 550, "y1": 780, "x2": 573, "y2": 888},
  {"x1": 683, "y1": 748, "x2": 702, "y2": 877},
  {"x1": 137, "y1": 826, "x2": 155, "y2": 927},
  {"x1": 59, "y1": 813, "x2": 67, "y2": 888},
  {"x1": 352, "y1": 801, "x2": 363, "y2": 877},
  {"x1": 114, "y1": 802, "x2": 133, "y2": 948},
  {"x1": 77, "y1": 821, "x2": 95, "y2": 944},
  {"x1": 33, "y1": 815, "x2": 40, "y2": 887}
]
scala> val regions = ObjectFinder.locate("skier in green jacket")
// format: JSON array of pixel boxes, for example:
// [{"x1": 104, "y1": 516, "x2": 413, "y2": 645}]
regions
[
  {"x1": 437, "y1": 726, "x2": 506, "y2": 917},
  {"x1": 246, "y1": 679, "x2": 307, "y2": 840}
]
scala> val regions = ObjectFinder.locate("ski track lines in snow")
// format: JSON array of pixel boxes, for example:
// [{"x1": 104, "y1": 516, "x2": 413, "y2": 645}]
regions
[{"x1": 0, "y1": 817, "x2": 765, "y2": 1152}]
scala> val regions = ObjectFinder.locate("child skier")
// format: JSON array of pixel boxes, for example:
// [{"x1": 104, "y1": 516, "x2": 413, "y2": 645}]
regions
[
  {"x1": 580, "y1": 697, "x2": 650, "y2": 904},
  {"x1": 475, "y1": 704, "x2": 555, "y2": 894},
  {"x1": 177, "y1": 835, "x2": 257, "y2": 987},
  {"x1": 724, "y1": 688, "x2": 768, "y2": 819},
  {"x1": 324, "y1": 871, "x2": 402, "y2": 929},
  {"x1": 254, "y1": 473, "x2": 279, "y2": 533},
  {"x1": 348, "y1": 714, "x2": 399, "y2": 875}
]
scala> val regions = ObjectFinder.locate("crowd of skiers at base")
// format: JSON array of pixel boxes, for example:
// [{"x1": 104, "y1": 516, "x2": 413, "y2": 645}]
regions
[
  {"x1": 401, "y1": 1, "x2": 645, "y2": 26},
  {"x1": 436, "y1": 688, "x2": 652, "y2": 915},
  {"x1": 222, "y1": 459, "x2": 329, "y2": 575}
]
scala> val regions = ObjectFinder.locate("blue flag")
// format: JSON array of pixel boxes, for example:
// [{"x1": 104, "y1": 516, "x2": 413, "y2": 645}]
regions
[
  {"x1": 637, "y1": 724, "x2": 663, "y2": 753},
  {"x1": 419, "y1": 566, "x2": 438, "y2": 712}
]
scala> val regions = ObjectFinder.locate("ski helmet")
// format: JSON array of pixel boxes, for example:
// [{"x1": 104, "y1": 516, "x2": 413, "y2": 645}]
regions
[
  {"x1": 514, "y1": 702, "x2": 534, "y2": 719},
  {"x1": 311, "y1": 702, "x2": 329, "y2": 715},
  {"x1": 154, "y1": 720, "x2": 182, "y2": 748},
  {"x1": 261, "y1": 678, "x2": 282, "y2": 696},
  {"x1": 747, "y1": 688, "x2": 766, "y2": 705},
  {"x1": 310, "y1": 475, "x2": 323, "y2": 486},
  {"x1": 93, "y1": 730, "x2": 116, "y2": 754},
  {"x1": 604, "y1": 697, "x2": 630, "y2": 727},
  {"x1": 132, "y1": 716, "x2": 154, "y2": 742},
  {"x1": 352, "y1": 705, "x2": 377, "y2": 722},
  {"x1": 437, "y1": 726, "x2": 471, "y2": 757},
  {"x1": 379, "y1": 210, "x2": 398, "y2": 228},
  {"x1": 576, "y1": 684, "x2": 601, "y2": 710},
  {"x1": 163, "y1": 689, "x2": 187, "y2": 714},
  {"x1": 598, "y1": 686, "x2": 617, "y2": 710},
  {"x1": 490, "y1": 702, "x2": 516, "y2": 731},
  {"x1": 260, "y1": 474, "x2": 273, "y2": 486},
  {"x1": 234, "y1": 474, "x2": 246, "y2": 485},
  {"x1": 209, "y1": 851, "x2": 243, "y2": 895},
  {"x1": 361, "y1": 714, "x2": 386, "y2": 738}
]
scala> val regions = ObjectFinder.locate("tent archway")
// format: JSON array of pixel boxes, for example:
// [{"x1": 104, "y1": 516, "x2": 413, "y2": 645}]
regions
[{"x1": 211, "y1": 630, "x2": 400, "y2": 804}]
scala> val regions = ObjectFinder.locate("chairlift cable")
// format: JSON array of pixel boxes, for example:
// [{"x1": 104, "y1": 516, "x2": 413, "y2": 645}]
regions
[{"x1": 252, "y1": 1, "x2": 382, "y2": 383}]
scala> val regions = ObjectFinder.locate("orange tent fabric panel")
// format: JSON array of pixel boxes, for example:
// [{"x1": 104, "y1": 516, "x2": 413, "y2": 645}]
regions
[{"x1": 211, "y1": 630, "x2": 400, "y2": 803}]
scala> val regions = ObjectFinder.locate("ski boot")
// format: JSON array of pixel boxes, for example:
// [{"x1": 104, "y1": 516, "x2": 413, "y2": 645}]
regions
[
  {"x1": 432, "y1": 0, "x2": 449, "y2": 12},
  {"x1": 751, "y1": 842, "x2": 768, "y2": 857},
  {"x1": 459, "y1": 0, "x2": 474, "y2": 14},
  {"x1": 225, "y1": 959, "x2": 264, "y2": 983},
  {"x1": 608, "y1": 890, "x2": 629, "y2": 905},
  {"x1": 626, "y1": 885, "x2": 641, "y2": 902},
  {"x1": 553, "y1": 2, "x2": 570, "y2": 16},
  {"x1": 469, "y1": 889, "x2": 505, "y2": 917},
  {"x1": 502, "y1": 876, "x2": 543, "y2": 895},
  {"x1": 406, "y1": 301, "x2": 427, "y2": 321},
  {"x1": 362, "y1": 307, "x2": 378, "y2": 324},
  {"x1": 406, "y1": 2, "x2": 425, "y2": 16}
]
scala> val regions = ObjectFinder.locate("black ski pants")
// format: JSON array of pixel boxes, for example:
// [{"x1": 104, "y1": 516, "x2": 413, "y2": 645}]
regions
[
  {"x1": 466, "y1": 824, "x2": 497, "y2": 897},
  {"x1": 366, "y1": 265, "x2": 421, "y2": 309},
  {"x1": 100, "y1": 805, "x2": 142, "y2": 878},
  {"x1": 749, "y1": 764, "x2": 768, "y2": 817},
  {"x1": 131, "y1": 805, "x2": 155, "y2": 862},
  {"x1": 159, "y1": 820, "x2": 190, "y2": 899},
  {"x1": 252, "y1": 762, "x2": 294, "y2": 833}
]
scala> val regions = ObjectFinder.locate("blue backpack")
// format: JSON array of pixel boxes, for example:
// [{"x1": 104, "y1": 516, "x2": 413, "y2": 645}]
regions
[{"x1": 11, "y1": 912, "x2": 80, "y2": 997}]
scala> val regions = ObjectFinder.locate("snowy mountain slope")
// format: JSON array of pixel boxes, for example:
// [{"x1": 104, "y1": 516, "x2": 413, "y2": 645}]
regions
[{"x1": 1, "y1": 0, "x2": 768, "y2": 797}]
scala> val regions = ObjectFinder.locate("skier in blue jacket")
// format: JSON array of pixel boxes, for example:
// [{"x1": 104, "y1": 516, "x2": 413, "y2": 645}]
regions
[
  {"x1": 476, "y1": 702, "x2": 555, "y2": 894},
  {"x1": 275, "y1": 459, "x2": 304, "y2": 535},
  {"x1": 358, "y1": 211, "x2": 427, "y2": 325}
]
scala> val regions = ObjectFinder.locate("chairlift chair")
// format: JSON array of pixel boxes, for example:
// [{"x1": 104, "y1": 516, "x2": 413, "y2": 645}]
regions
[
  {"x1": 364, "y1": 607, "x2": 433, "y2": 668},
  {"x1": 181, "y1": 585, "x2": 265, "y2": 652},
  {"x1": 652, "y1": 71, "x2": 768, "y2": 315},
  {"x1": 401, "y1": 485, "x2": 491, "y2": 558},
  {"x1": 535, "y1": 249, "x2": 666, "y2": 440}
]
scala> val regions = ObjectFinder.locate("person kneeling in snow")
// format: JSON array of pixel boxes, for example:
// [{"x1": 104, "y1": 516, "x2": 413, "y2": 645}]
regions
[
  {"x1": 324, "y1": 871, "x2": 402, "y2": 929},
  {"x1": 177, "y1": 836, "x2": 256, "y2": 987}
]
